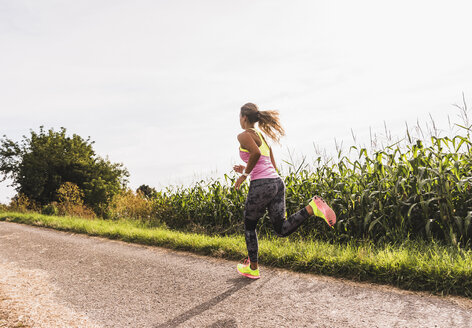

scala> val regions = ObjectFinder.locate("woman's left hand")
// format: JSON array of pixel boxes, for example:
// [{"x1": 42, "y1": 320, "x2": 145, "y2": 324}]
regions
[
  {"x1": 234, "y1": 175, "x2": 247, "y2": 190},
  {"x1": 233, "y1": 164, "x2": 246, "y2": 174}
]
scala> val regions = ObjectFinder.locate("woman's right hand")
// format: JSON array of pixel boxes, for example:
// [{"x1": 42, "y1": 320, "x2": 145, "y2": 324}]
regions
[{"x1": 233, "y1": 164, "x2": 246, "y2": 174}]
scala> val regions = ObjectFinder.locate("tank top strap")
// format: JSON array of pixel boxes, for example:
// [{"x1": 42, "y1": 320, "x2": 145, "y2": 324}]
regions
[
  {"x1": 240, "y1": 128, "x2": 270, "y2": 156},
  {"x1": 251, "y1": 129, "x2": 267, "y2": 148},
  {"x1": 254, "y1": 130, "x2": 270, "y2": 156}
]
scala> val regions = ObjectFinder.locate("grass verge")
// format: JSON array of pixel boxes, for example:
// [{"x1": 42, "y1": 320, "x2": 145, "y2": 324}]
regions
[{"x1": 1, "y1": 211, "x2": 471, "y2": 298}]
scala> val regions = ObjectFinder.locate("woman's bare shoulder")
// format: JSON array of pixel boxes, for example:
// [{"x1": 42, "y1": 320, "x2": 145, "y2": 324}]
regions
[{"x1": 237, "y1": 130, "x2": 250, "y2": 140}]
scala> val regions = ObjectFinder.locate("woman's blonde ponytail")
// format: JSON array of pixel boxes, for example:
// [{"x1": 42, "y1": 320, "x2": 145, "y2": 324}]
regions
[{"x1": 240, "y1": 103, "x2": 285, "y2": 143}]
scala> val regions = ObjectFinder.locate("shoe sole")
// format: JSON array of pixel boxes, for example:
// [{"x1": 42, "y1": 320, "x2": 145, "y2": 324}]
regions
[
  {"x1": 237, "y1": 268, "x2": 260, "y2": 279},
  {"x1": 313, "y1": 197, "x2": 336, "y2": 227}
]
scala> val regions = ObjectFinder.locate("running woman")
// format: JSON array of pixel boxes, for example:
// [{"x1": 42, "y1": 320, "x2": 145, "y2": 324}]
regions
[{"x1": 234, "y1": 103, "x2": 336, "y2": 279}]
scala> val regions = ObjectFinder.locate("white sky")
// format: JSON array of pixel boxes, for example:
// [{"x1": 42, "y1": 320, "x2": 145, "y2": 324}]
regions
[{"x1": 1, "y1": 0, "x2": 472, "y2": 203}]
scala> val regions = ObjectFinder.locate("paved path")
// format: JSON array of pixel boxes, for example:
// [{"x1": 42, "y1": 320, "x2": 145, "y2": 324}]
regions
[{"x1": 0, "y1": 221, "x2": 471, "y2": 328}]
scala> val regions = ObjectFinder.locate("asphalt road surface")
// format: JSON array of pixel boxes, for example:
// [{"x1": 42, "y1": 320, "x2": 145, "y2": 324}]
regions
[{"x1": 1, "y1": 221, "x2": 471, "y2": 328}]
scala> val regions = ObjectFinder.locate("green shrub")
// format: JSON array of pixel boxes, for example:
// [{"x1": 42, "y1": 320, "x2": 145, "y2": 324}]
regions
[
  {"x1": 8, "y1": 193, "x2": 37, "y2": 213},
  {"x1": 108, "y1": 189, "x2": 154, "y2": 221},
  {"x1": 42, "y1": 203, "x2": 59, "y2": 216}
]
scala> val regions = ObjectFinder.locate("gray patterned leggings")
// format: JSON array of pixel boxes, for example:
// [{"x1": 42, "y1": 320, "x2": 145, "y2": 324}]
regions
[{"x1": 244, "y1": 177, "x2": 310, "y2": 263}]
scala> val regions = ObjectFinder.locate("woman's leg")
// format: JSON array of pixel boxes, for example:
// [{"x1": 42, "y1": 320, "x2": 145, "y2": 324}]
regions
[
  {"x1": 243, "y1": 179, "x2": 279, "y2": 268},
  {"x1": 244, "y1": 218, "x2": 259, "y2": 269},
  {"x1": 268, "y1": 178, "x2": 312, "y2": 237}
]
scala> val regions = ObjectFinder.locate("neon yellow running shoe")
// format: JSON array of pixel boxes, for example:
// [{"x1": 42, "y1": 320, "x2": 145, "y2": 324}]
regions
[
  {"x1": 308, "y1": 196, "x2": 336, "y2": 227},
  {"x1": 237, "y1": 258, "x2": 260, "y2": 279}
]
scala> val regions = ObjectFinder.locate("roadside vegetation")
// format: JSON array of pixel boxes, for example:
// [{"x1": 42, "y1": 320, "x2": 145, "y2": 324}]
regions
[
  {"x1": 1, "y1": 96, "x2": 472, "y2": 297},
  {"x1": 0, "y1": 126, "x2": 128, "y2": 217}
]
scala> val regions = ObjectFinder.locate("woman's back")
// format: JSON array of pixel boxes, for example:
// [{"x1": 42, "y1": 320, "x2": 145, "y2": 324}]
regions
[{"x1": 239, "y1": 128, "x2": 278, "y2": 180}]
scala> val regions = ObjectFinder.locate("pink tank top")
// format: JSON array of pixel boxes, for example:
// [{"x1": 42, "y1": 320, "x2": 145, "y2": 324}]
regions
[{"x1": 239, "y1": 129, "x2": 279, "y2": 180}]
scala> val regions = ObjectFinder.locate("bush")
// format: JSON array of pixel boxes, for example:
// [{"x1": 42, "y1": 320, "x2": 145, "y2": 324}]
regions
[
  {"x1": 57, "y1": 182, "x2": 84, "y2": 205},
  {"x1": 54, "y1": 182, "x2": 96, "y2": 219},
  {"x1": 8, "y1": 194, "x2": 37, "y2": 213},
  {"x1": 109, "y1": 189, "x2": 153, "y2": 221},
  {"x1": 42, "y1": 203, "x2": 59, "y2": 216},
  {"x1": 137, "y1": 184, "x2": 157, "y2": 199},
  {"x1": 58, "y1": 203, "x2": 96, "y2": 219}
]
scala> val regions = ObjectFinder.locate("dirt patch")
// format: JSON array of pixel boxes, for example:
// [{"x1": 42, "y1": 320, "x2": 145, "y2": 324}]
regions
[
  {"x1": 0, "y1": 292, "x2": 32, "y2": 328},
  {"x1": 0, "y1": 261, "x2": 100, "y2": 328}
]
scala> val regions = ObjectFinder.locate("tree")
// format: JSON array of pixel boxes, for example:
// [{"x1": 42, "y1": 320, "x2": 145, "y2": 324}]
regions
[
  {"x1": 0, "y1": 126, "x2": 129, "y2": 215},
  {"x1": 137, "y1": 184, "x2": 157, "y2": 199}
]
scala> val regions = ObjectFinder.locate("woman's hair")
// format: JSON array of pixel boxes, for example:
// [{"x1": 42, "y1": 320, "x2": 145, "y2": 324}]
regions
[{"x1": 240, "y1": 103, "x2": 285, "y2": 143}]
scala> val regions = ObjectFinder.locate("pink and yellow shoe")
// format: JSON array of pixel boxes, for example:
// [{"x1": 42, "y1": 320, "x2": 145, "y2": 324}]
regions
[
  {"x1": 237, "y1": 258, "x2": 260, "y2": 279},
  {"x1": 309, "y1": 196, "x2": 336, "y2": 227}
]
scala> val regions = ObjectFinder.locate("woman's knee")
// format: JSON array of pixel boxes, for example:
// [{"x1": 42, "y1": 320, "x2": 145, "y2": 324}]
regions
[
  {"x1": 272, "y1": 220, "x2": 289, "y2": 237},
  {"x1": 244, "y1": 218, "x2": 258, "y2": 231}
]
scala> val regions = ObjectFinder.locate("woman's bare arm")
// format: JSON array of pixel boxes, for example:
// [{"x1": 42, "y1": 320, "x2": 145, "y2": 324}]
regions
[
  {"x1": 234, "y1": 132, "x2": 261, "y2": 189},
  {"x1": 237, "y1": 132, "x2": 261, "y2": 174}
]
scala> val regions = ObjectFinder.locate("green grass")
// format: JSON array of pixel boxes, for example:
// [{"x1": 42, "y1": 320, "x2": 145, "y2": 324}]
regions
[{"x1": 1, "y1": 211, "x2": 472, "y2": 298}]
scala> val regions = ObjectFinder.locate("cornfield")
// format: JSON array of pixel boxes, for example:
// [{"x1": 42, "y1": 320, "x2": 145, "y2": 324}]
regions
[{"x1": 145, "y1": 101, "x2": 472, "y2": 246}]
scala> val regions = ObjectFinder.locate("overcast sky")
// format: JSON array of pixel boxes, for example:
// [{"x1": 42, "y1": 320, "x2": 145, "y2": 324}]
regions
[{"x1": 1, "y1": 0, "x2": 472, "y2": 203}]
